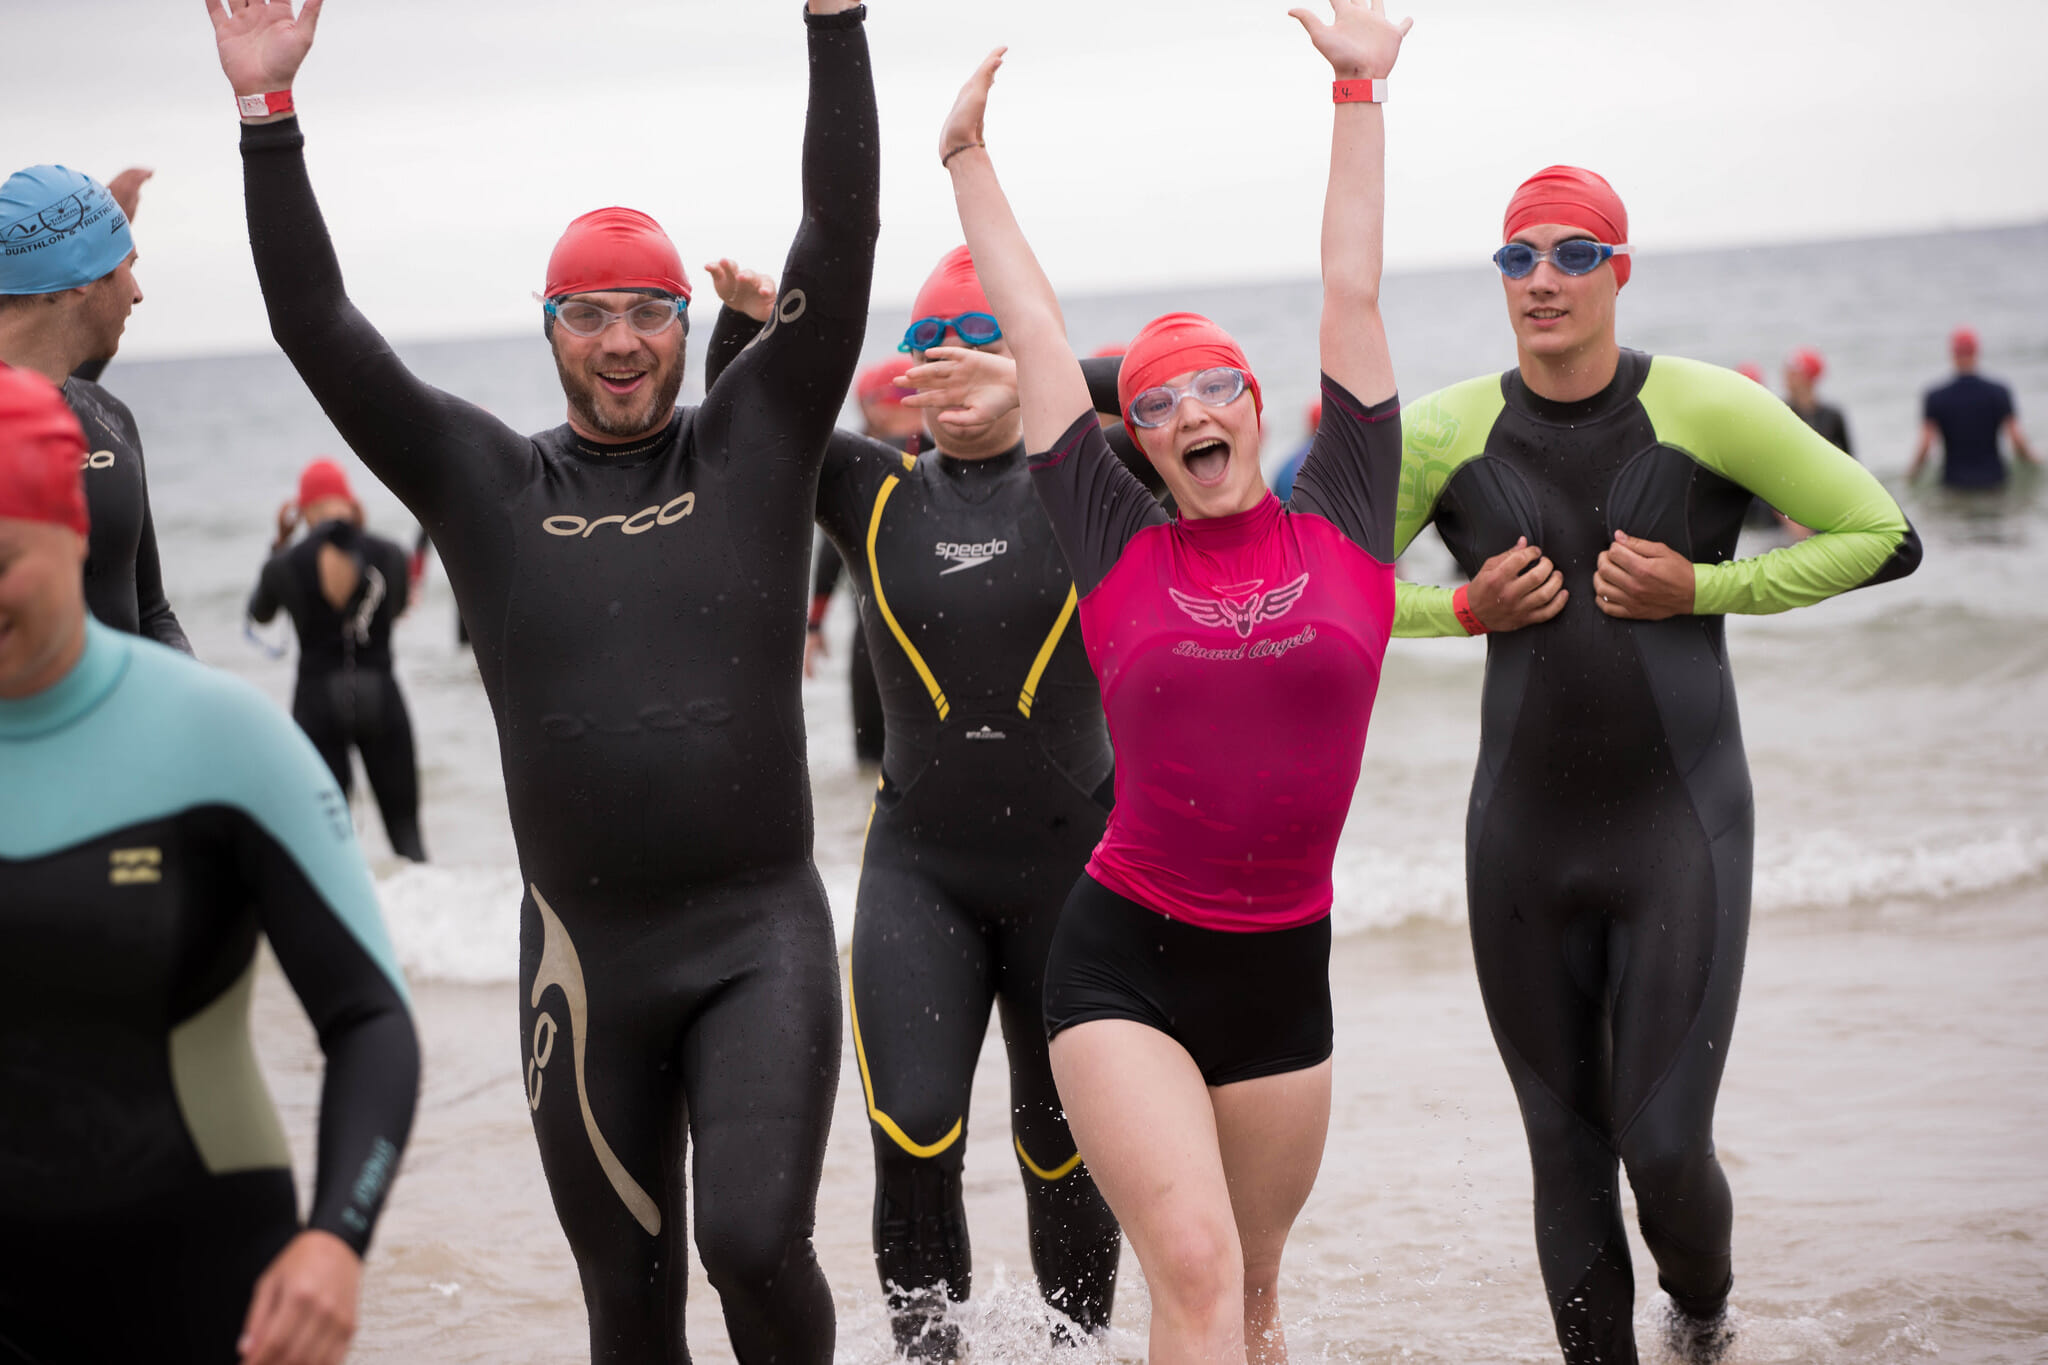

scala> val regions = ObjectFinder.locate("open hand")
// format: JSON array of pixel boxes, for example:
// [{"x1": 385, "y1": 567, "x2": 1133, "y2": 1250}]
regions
[
  {"x1": 1467, "y1": 537, "x2": 1566, "y2": 631},
  {"x1": 1288, "y1": 0, "x2": 1411, "y2": 80},
  {"x1": 704, "y1": 259, "x2": 777, "y2": 324},
  {"x1": 237, "y1": 1229, "x2": 360, "y2": 1365},
  {"x1": 899, "y1": 345, "x2": 1019, "y2": 429},
  {"x1": 207, "y1": 0, "x2": 324, "y2": 98},
  {"x1": 939, "y1": 48, "x2": 1006, "y2": 166},
  {"x1": 1594, "y1": 531, "x2": 1695, "y2": 619}
]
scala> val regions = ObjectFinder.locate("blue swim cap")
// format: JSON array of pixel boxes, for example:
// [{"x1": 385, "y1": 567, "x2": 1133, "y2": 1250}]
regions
[{"x1": 0, "y1": 165, "x2": 134, "y2": 296}]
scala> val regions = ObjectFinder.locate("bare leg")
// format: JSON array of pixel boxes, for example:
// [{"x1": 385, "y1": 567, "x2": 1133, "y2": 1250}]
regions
[{"x1": 1213, "y1": 1060, "x2": 1332, "y2": 1365}]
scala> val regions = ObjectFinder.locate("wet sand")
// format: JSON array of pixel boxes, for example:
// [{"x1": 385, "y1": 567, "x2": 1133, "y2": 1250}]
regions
[{"x1": 254, "y1": 882, "x2": 2048, "y2": 1364}]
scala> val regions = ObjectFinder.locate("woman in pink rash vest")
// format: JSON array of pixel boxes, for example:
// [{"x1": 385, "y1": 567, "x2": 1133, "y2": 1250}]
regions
[{"x1": 938, "y1": 2, "x2": 1410, "y2": 1360}]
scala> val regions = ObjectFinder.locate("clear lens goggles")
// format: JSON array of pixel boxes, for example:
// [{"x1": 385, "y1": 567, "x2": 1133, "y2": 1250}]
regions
[
  {"x1": 1126, "y1": 367, "x2": 1250, "y2": 429},
  {"x1": 544, "y1": 294, "x2": 686, "y2": 338},
  {"x1": 899, "y1": 312, "x2": 1003, "y2": 353},
  {"x1": 1492, "y1": 240, "x2": 1629, "y2": 279}
]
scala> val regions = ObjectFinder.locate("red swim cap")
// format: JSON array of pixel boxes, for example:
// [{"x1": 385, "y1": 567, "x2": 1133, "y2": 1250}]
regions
[
  {"x1": 855, "y1": 356, "x2": 915, "y2": 409},
  {"x1": 1117, "y1": 313, "x2": 1263, "y2": 427},
  {"x1": 1091, "y1": 342, "x2": 1129, "y2": 359},
  {"x1": 1503, "y1": 165, "x2": 1631, "y2": 288},
  {"x1": 1735, "y1": 362, "x2": 1765, "y2": 385},
  {"x1": 911, "y1": 246, "x2": 993, "y2": 325},
  {"x1": 1305, "y1": 399, "x2": 1323, "y2": 433},
  {"x1": 0, "y1": 364, "x2": 89, "y2": 537},
  {"x1": 544, "y1": 207, "x2": 690, "y2": 301},
  {"x1": 1788, "y1": 347, "x2": 1825, "y2": 383},
  {"x1": 1951, "y1": 326, "x2": 1979, "y2": 360},
  {"x1": 297, "y1": 457, "x2": 356, "y2": 511}
]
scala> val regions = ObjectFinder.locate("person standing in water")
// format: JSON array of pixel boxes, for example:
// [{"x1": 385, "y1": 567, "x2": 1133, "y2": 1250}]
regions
[
  {"x1": 249, "y1": 458, "x2": 427, "y2": 862},
  {"x1": 0, "y1": 164, "x2": 189, "y2": 653},
  {"x1": 1782, "y1": 347, "x2": 1851, "y2": 457},
  {"x1": 940, "y1": 2, "x2": 1410, "y2": 1358},
  {"x1": 0, "y1": 364, "x2": 419, "y2": 1365},
  {"x1": 1911, "y1": 327, "x2": 2036, "y2": 488},
  {"x1": 207, "y1": 0, "x2": 879, "y2": 1357},
  {"x1": 708, "y1": 246, "x2": 1137, "y2": 1359},
  {"x1": 1387, "y1": 165, "x2": 1921, "y2": 1363}
]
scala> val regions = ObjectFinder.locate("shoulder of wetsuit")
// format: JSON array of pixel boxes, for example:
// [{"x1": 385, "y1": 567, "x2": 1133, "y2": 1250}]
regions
[
  {"x1": 62, "y1": 376, "x2": 140, "y2": 443},
  {"x1": 12, "y1": 629, "x2": 409, "y2": 1004},
  {"x1": 1639, "y1": 354, "x2": 1921, "y2": 609},
  {"x1": 817, "y1": 426, "x2": 907, "y2": 548},
  {"x1": 1394, "y1": 372, "x2": 1507, "y2": 556}
]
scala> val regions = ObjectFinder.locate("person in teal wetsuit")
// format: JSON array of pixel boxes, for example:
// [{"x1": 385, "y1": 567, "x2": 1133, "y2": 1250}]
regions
[
  {"x1": 0, "y1": 366, "x2": 419, "y2": 1365},
  {"x1": 1392, "y1": 166, "x2": 1921, "y2": 1365}
]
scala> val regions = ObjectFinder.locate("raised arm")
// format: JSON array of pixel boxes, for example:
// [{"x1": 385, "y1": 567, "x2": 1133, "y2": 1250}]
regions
[
  {"x1": 696, "y1": 5, "x2": 879, "y2": 467},
  {"x1": 1291, "y1": 0, "x2": 1407, "y2": 407},
  {"x1": 213, "y1": 0, "x2": 530, "y2": 517}
]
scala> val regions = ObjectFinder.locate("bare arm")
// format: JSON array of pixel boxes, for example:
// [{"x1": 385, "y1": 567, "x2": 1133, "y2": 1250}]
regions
[
  {"x1": 1908, "y1": 418, "x2": 1938, "y2": 481},
  {"x1": 2006, "y1": 415, "x2": 2037, "y2": 464},
  {"x1": 939, "y1": 52, "x2": 1092, "y2": 453},
  {"x1": 1290, "y1": 0, "x2": 1407, "y2": 407}
]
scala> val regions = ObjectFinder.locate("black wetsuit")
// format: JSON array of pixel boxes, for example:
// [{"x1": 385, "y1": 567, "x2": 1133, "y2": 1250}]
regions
[
  {"x1": 0, "y1": 622, "x2": 417, "y2": 1364},
  {"x1": 814, "y1": 525, "x2": 886, "y2": 764},
  {"x1": 238, "y1": 11, "x2": 877, "y2": 1361},
  {"x1": 707, "y1": 318, "x2": 1130, "y2": 1357},
  {"x1": 249, "y1": 519, "x2": 426, "y2": 861},
  {"x1": 1924, "y1": 371, "x2": 2018, "y2": 488},
  {"x1": 1793, "y1": 399, "x2": 1850, "y2": 457},
  {"x1": 1393, "y1": 352, "x2": 1920, "y2": 1364},
  {"x1": 62, "y1": 374, "x2": 190, "y2": 653}
]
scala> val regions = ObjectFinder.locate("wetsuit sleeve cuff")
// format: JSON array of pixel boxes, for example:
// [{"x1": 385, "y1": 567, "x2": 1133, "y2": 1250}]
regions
[
  {"x1": 803, "y1": 3, "x2": 867, "y2": 28},
  {"x1": 807, "y1": 593, "x2": 831, "y2": 629},
  {"x1": 1392, "y1": 581, "x2": 1470, "y2": 638},
  {"x1": 238, "y1": 114, "x2": 305, "y2": 152}
]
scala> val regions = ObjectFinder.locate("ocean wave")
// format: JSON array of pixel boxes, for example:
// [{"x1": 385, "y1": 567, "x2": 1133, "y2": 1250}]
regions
[{"x1": 373, "y1": 827, "x2": 2048, "y2": 984}]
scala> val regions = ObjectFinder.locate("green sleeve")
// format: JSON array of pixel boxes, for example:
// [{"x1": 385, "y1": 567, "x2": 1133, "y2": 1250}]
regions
[
  {"x1": 1639, "y1": 356, "x2": 1921, "y2": 616},
  {"x1": 1390, "y1": 375, "x2": 1504, "y2": 638}
]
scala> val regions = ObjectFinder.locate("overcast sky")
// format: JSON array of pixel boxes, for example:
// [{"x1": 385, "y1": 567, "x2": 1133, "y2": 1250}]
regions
[{"x1": 4, "y1": 0, "x2": 2043, "y2": 359}]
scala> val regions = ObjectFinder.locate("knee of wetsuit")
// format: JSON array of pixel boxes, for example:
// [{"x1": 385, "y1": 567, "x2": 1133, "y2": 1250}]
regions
[
  {"x1": 1660, "y1": 1269, "x2": 1733, "y2": 1326},
  {"x1": 696, "y1": 1211, "x2": 809, "y2": 1306},
  {"x1": 873, "y1": 1150, "x2": 970, "y2": 1302}
]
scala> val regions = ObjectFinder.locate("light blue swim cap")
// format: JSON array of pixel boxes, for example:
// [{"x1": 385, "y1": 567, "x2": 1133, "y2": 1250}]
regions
[{"x1": 0, "y1": 165, "x2": 134, "y2": 295}]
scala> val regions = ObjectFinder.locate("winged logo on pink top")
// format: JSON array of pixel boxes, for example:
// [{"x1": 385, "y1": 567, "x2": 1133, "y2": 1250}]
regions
[{"x1": 1168, "y1": 573, "x2": 1311, "y2": 639}]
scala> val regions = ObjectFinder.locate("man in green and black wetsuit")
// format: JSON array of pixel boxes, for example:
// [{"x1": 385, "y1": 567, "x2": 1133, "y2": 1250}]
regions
[{"x1": 1391, "y1": 166, "x2": 1920, "y2": 1365}]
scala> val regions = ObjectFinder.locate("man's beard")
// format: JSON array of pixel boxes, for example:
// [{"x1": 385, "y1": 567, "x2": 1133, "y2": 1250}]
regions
[{"x1": 555, "y1": 351, "x2": 686, "y2": 440}]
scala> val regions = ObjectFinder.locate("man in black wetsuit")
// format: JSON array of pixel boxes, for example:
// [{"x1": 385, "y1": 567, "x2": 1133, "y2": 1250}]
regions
[
  {"x1": 1391, "y1": 166, "x2": 1921, "y2": 1365},
  {"x1": 0, "y1": 163, "x2": 189, "y2": 652},
  {"x1": 707, "y1": 247, "x2": 1134, "y2": 1359},
  {"x1": 1, "y1": 364, "x2": 419, "y2": 1365},
  {"x1": 250, "y1": 458, "x2": 426, "y2": 862},
  {"x1": 1910, "y1": 327, "x2": 2036, "y2": 488},
  {"x1": 207, "y1": 0, "x2": 877, "y2": 1358}
]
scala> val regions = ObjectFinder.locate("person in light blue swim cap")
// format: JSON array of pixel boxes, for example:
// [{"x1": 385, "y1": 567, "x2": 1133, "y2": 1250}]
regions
[{"x1": 0, "y1": 163, "x2": 189, "y2": 652}]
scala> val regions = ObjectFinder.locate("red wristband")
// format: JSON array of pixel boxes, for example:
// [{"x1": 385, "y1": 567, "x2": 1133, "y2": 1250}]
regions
[
  {"x1": 1332, "y1": 78, "x2": 1386, "y2": 105},
  {"x1": 236, "y1": 90, "x2": 295, "y2": 118},
  {"x1": 1452, "y1": 584, "x2": 1489, "y2": 636},
  {"x1": 807, "y1": 594, "x2": 831, "y2": 630}
]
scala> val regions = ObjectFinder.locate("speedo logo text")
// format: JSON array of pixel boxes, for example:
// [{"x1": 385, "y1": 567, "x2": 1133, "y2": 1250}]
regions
[{"x1": 935, "y1": 538, "x2": 1008, "y2": 575}]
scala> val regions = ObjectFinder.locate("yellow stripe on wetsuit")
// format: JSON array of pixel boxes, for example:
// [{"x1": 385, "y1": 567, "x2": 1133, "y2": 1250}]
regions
[
  {"x1": 1014, "y1": 1135, "x2": 1083, "y2": 1181},
  {"x1": 1017, "y1": 584, "x2": 1078, "y2": 718},
  {"x1": 867, "y1": 476, "x2": 949, "y2": 720},
  {"x1": 847, "y1": 959, "x2": 963, "y2": 1159}
]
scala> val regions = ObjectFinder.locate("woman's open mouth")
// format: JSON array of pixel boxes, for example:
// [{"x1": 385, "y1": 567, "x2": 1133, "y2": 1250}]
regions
[{"x1": 1182, "y1": 438, "x2": 1231, "y2": 485}]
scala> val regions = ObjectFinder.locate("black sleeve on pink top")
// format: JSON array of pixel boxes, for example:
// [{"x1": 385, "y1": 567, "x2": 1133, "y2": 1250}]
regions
[
  {"x1": 1287, "y1": 374, "x2": 1401, "y2": 562},
  {"x1": 1029, "y1": 411, "x2": 1171, "y2": 597}
]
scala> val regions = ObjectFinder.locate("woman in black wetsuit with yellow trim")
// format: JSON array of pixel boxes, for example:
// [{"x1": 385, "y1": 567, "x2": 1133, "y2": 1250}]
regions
[
  {"x1": 1390, "y1": 167, "x2": 1921, "y2": 1364},
  {"x1": 705, "y1": 248, "x2": 1142, "y2": 1360},
  {"x1": 207, "y1": 0, "x2": 879, "y2": 1358}
]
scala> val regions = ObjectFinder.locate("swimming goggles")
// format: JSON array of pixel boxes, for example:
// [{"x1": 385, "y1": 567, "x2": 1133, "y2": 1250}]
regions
[
  {"x1": 899, "y1": 312, "x2": 1003, "y2": 353},
  {"x1": 1126, "y1": 367, "x2": 1250, "y2": 429},
  {"x1": 543, "y1": 295, "x2": 686, "y2": 338},
  {"x1": 1492, "y1": 240, "x2": 1630, "y2": 279}
]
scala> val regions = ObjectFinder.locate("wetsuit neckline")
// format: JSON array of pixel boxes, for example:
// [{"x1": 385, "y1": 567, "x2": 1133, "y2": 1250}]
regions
[
  {"x1": 561, "y1": 410, "x2": 685, "y2": 467},
  {"x1": 0, "y1": 619, "x2": 129, "y2": 740},
  {"x1": 1175, "y1": 491, "x2": 1282, "y2": 554},
  {"x1": 1506, "y1": 349, "x2": 1649, "y2": 427},
  {"x1": 934, "y1": 443, "x2": 1026, "y2": 482}
]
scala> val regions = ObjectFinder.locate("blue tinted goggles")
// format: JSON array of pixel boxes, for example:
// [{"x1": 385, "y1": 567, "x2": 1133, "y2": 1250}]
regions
[
  {"x1": 899, "y1": 312, "x2": 1002, "y2": 353},
  {"x1": 1492, "y1": 240, "x2": 1629, "y2": 279}
]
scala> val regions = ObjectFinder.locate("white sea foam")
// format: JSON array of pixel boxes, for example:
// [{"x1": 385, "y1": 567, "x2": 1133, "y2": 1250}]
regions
[{"x1": 374, "y1": 862, "x2": 525, "y2": 985}]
